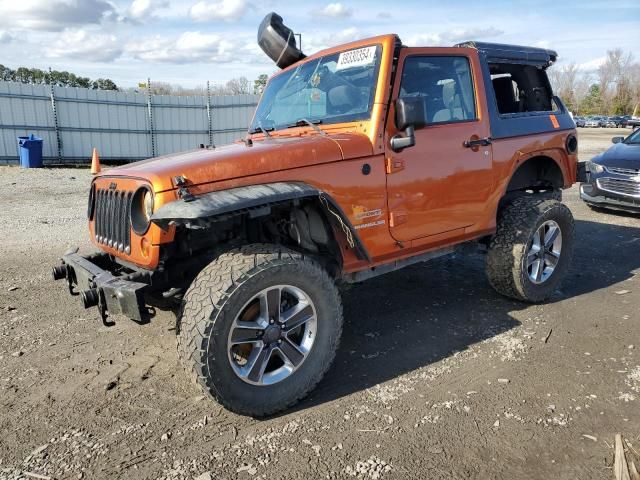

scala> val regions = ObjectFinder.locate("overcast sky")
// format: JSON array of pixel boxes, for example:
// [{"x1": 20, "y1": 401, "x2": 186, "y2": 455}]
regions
[{"x1": 1, "y1": 0, "x2": 638, "y2": 89}]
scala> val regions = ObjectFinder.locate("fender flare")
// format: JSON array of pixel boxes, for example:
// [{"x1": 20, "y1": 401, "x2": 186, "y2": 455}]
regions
[{"x1": 151, "y1": 181, "x2": 371, "y2": 262}]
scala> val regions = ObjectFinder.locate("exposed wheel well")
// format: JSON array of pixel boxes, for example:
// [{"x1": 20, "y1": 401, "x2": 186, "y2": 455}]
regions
[
  {"x1": 506, "y1": 155, "x2": 564, "y2": 194},
  {"x1": 162, "y1": 198, "x2": 344, "y2": 289}
]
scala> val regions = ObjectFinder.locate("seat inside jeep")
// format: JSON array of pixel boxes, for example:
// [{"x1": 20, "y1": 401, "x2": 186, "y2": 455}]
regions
[
  {"x1": 432, "y1": 81, "x2": 465, "y2": 122},
  {"x1": 399, "y1": 56, "x2": 476, "y2": 123},
  {"x1": 490, "y1": 63, "x2": 554, "y2": 114}
]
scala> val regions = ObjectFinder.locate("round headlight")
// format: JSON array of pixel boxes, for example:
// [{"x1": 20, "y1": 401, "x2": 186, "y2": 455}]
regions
[
  {"x1": 131, "y1": 186, "x2": 154, "y2": 235},
  {"x1": 143, "y1": 189, "x2": 153, "y2": 219}
]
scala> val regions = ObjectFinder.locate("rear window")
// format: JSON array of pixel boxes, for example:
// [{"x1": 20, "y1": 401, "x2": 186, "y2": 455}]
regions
[{"x1": 489, "y1": 63, "x2": 554, "y2": 115}]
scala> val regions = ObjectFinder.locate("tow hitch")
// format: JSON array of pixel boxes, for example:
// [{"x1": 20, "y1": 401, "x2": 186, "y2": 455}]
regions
[{"x1": 52, "y1": 250, "x2": 150, "y2": 326}]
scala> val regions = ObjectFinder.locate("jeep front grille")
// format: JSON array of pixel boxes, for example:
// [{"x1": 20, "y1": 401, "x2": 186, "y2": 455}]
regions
[
  {"x1": 94, "y1": 188, "x2": 133, "y2": 253},
  {"x1": 597, "y1": 177, "x2": 640, "y2": 198}
]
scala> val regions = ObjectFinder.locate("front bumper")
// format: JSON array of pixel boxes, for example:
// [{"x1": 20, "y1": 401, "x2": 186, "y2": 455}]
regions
[
  {"x1": 580, "y1": 184, "x2": 640, "y2": 213},
  {"x1": 53, "y1": 251, "x2": 150, "y2": 324}
]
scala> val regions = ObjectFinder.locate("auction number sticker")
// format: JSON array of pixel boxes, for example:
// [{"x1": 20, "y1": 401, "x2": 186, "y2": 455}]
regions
[{"x1": 335, "y1": 46, "x2": 377, "y2": 71}]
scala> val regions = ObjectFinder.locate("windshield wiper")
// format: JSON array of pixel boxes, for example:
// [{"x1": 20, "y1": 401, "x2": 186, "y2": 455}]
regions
[
  {"x1": 248, "y1": 122, "x2": 274, "y2": 137},
  {"x1": 286, "y1": 118, "x2": 326, "y2": 135}
]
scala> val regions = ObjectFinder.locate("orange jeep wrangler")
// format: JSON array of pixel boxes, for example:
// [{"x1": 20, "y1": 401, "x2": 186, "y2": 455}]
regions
[{"x1": 54, "y1": 13, "x2": 579, "y2": 416}]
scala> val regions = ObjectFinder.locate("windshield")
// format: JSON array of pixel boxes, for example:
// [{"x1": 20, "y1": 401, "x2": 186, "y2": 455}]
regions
[
  {"x1": 625, "y1": 129, "x2": 640, "y2": 144},
  {"x1": 250, "y1": 45, "x2": 381, "y2": 132}
]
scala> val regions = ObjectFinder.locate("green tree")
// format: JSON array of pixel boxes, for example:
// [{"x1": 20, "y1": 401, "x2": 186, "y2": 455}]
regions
[
  {"x1": 0, "y1": 64, "x2": 117, "y2": 90},
  {"x1": 253, "y1": 74, "x2": 268, "y2": 94},
  {"x1": 611, "y1": 77, "x2": 633, "y2": 115},
  {"x1": 0, "y1": 64, "x2": 14, "y2": 81},
  {"x1": 581, "y1": 84, "x2": 603, "y2": 115},
  {"x1": 92, "y1": 78, "x2": 118, "y2": 90},
  {"x1": 14, "y1": 67, "x2": 34, "y2": 83}
]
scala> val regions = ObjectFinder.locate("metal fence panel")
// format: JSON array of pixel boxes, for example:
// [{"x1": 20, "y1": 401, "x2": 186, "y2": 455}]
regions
[
  {"x1": 0, "y1": 80, "x2": 259, "y2": 165},
  {"x1": 0, "y1": 82, "x2": 58, "y2": 161}
]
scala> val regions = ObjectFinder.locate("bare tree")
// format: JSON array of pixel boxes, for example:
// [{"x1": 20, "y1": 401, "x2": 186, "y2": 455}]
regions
[
  {"x1": 629, "y1": 62, "x2": 640, "y2": 112},
  {"x1": 549, "y1": 63, "x2": 579, "y2": 111},
  {"x1": 573, "y1": 74, "x2": 591, "y2": 114},
  {"x1": 598, "y1": 49, "x2": 634, "y2": 113},
  {"x1": 208, "y1": 77, "x2": 252, "y2": 96},
  {"x1": 548, "y1": 67, "x2": 561, "y2": 93},
  {"x1": 548, "y1": 48, "x2": 639, "y2": 115},
  {"x1": 224, "y1": 77, "x2": 250, "y2": 95},
  {"x1": 148, "y1": 81, "x2": 173, "y2": 95}
]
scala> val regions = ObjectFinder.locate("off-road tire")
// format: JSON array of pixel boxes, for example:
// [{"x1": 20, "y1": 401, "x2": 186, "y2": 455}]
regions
[
  {"x1": 532, "y1": 189, "x2": 562, "y2": 202},
  {"x1": 486, "y1": 196, "x2": 574, "y2": 303},
  {"x1": 548, "y1": 189, "x2": 562, "y2": 202},
  {"x1": 177, "y1": 244, "x2": 342, "y2": 417},
  {"x1": 501, "y1": 188, "x2": 562, "y2": 206}
]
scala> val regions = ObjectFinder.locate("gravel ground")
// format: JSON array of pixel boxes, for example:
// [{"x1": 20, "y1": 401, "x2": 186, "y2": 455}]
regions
[{"x1": 0, "y1": 128, "x2": 639, "y2": 480}]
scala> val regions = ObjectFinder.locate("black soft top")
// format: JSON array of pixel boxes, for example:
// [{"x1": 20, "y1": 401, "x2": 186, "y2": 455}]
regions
[{"x1": 454, "y1": 41, "x2": 557, "y2": 68}]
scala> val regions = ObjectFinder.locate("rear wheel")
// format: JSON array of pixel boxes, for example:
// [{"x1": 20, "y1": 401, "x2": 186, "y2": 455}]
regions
[
  {"x1": 486, "y1": 196, "x2": 575, "y2": 302},
  {"x1": 177, "y1": 244, "x2": 342, "y2": 417}
]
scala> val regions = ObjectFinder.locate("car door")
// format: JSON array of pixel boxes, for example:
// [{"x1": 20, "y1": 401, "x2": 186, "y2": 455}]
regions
[{"x1": 385, "y1": 48, "x2": 494, "y2": 243}]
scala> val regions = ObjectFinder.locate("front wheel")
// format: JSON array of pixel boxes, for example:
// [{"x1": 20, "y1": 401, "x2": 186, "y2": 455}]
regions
[
  {"x1": 486, "y1": 196, "x2": 575, "y2": 303},
  {"x1": 177, "y1": 244, "x2": 343, "y2": 417}
]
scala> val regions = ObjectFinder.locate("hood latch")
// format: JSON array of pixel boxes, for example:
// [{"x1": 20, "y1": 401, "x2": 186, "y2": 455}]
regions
[{"x1": 173, "y1": 175, "x2": 196, "y2": 202}]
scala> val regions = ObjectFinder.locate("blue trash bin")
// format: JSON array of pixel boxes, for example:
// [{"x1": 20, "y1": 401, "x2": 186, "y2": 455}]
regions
[{"x1": 17, "y1": 134, "x2": 44, "y2": 168}]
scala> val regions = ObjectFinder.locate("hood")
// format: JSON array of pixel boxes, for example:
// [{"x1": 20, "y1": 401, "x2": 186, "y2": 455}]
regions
[
  {"x1": 594, "y1": 141, "x2": 640, "y2": 170},
  {"x1": 101, "y1": 132, "x2": 373, "y2": 192}
]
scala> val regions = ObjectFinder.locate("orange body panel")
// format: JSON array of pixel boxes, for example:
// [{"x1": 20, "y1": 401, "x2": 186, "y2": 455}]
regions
[
  {"x1": 385, "y1": 47, "x2": 494, "y2": 243},
  {"x1": 88, "y1": 35, "x2": 577, "y2": 275}
]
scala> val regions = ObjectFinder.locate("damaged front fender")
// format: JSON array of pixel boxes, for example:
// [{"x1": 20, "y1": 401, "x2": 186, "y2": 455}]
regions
[
  {"x1": 150, "y1": 181, "x2": 370, "y2": 261},
  {"x1": 151, "y1": 182, "x2": 319, "y2": 228}
]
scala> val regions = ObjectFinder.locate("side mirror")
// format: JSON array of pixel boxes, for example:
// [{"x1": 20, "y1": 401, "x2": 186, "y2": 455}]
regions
[
  {"x1": 612, "y1": 136, "x2": 624, "y2": 144},
  {"x1": 395, "y1": 97, "x2": 427, "y2": 131},
  {"x1": 391, "y1": 97, "x2": 427, "y2": 152}
]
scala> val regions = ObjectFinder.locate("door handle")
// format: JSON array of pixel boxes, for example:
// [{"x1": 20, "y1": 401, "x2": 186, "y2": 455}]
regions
[{"x1": 463, "y1": 137, "x2": 492, "y2": 148}]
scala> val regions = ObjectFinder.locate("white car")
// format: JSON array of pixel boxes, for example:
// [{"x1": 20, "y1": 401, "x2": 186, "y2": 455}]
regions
[{"x1": 585, "y1": 118, "x2": 600, "y2": 128}]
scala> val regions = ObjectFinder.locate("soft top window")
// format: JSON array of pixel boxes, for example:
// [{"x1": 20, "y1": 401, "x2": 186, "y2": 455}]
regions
[
  {"x1": 489, "y1": 63, "x2": 553, "y2": 115},
  {"x1": 399, "y1": 56, "x2": 476, "y2": 124}
]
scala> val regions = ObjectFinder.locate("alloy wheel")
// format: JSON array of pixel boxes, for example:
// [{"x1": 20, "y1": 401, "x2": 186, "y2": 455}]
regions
[
  {"x1": 227, "y1": 285, "x2": 317, "y2": 386},
  {"x1": 526, "y1": 220, "x2": 562, "y2": 284}
]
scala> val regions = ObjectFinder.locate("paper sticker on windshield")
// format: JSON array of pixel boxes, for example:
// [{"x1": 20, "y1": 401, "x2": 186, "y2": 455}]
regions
[{"x1": 335, "y1": 46, "x2": 377, "y2": 71}]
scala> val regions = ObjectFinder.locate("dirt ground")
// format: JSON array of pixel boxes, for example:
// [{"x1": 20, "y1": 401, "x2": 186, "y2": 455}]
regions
[{"x1": 0, "y1": 127, "x2": 639, "y2": 480}]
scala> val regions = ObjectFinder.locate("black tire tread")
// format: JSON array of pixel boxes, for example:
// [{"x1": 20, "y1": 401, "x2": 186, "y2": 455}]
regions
[
  {"x1": 176, "y1": 244, "x2": 342, "y2": 417},
  {"x1": 486, "y1": 196, "x2": 574, "y2": 303}
]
